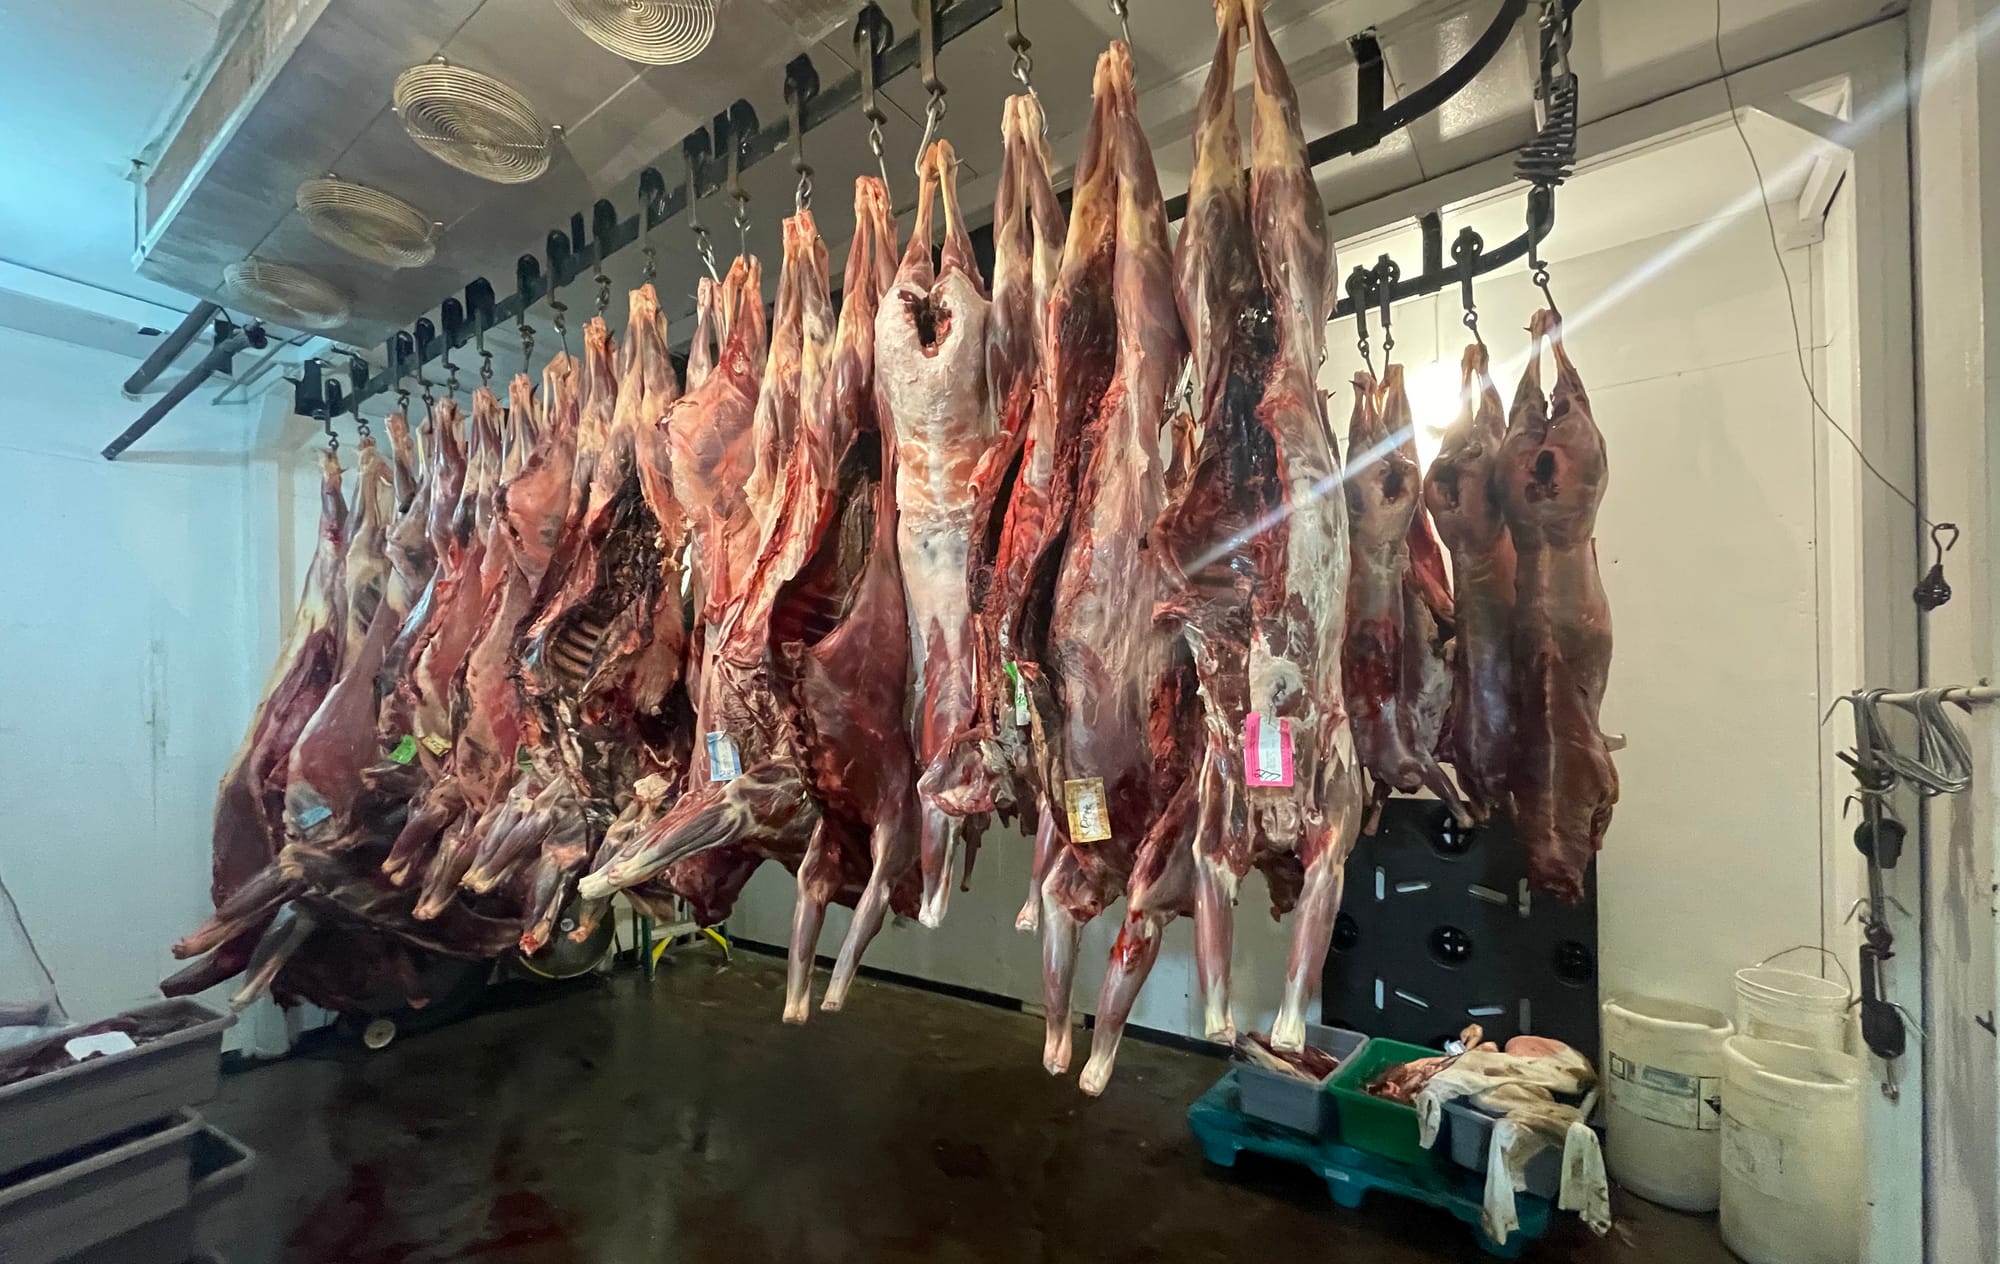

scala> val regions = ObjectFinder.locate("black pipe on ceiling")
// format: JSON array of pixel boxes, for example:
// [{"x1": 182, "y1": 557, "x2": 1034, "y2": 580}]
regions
[
  {"x1": 123, "y1": 301, "x2": 222, "y2": 396},
  {"x1": 103, "y1": 322, "x2": 268, "y2": 460}
]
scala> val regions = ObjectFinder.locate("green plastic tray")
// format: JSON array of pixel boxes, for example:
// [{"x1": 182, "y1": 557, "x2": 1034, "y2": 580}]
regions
[
  {"x1": 1189, "y1": 1073, "x2": 1548, "y2": 1259},
  {"x1": 1326, "y1": 1037, "x2": 1445, "y2": 1166}
]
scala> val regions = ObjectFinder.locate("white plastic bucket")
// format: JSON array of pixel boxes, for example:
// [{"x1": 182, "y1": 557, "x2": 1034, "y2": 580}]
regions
[
  {"x1": 1735, "y1": 947, "x2": 1853, "y2": 1052},
  {"x1": 1720, "y1": 1036, "x2": 1863, "y2": 1264},
  {"x1": 1600, "y1": 994, "x2": 1734, "y2": 1211}
]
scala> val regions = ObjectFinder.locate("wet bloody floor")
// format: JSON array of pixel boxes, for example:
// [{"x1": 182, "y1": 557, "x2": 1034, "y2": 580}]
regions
[{"x1": 204, "y1": 952, "x2": 1734, "y2": 1263}]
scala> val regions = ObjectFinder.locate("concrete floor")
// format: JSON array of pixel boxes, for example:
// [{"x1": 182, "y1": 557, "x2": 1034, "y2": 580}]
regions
[{"x1": 205, "y1": 952, "x2": 1735, "y2": 1263}]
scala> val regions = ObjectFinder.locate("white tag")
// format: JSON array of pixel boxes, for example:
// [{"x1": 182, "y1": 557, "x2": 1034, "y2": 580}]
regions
[
  {"x1": 1244, "y1": 713, "x2": 1295, "y2": 787},
  {"x1": 706, "y1": 731, "x2": 742, "y2": 781},
  {"x1": 66, "y1": 1031, "x2": 137, "y2": 1061},
  {"x1": 1008, "y1": 663, "x2": 1030, "y2": 727},
  {"x1": 1607, "y1": 1053, "x2": 1717, "y2": 1131}
]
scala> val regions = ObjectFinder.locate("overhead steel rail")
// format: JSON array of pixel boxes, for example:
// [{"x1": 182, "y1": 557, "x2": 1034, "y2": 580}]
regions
[{"x1": 103, "y1": 0, "x2": 1579, "y2": 455}]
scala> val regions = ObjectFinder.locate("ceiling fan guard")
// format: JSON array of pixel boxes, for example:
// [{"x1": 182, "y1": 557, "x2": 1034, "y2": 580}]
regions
[
  {"x1": 392, "y1": 60, "x2": 554, "y2": 184},
  {"x1": 553, "y1": 0, "x2": 717, "y2": 65}
]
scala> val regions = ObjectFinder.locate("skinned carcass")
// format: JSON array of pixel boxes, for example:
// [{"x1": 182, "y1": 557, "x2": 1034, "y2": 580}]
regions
[
  {"x1": 381, "y1": 411, "x2": 436, "y2": 630},
  {"x1": 1422, "y1": 342, "x2": 1516, "y2": 817},
  {"x1": 509, "y1": 299, "x2": 690, "y2": 945},
  {"x1": 582, "y1": 218, "x2": 828, "y2": 906},
  {"x1": 1343, "y1": 365, "x2": 1469, "y2": 825},
  {"x1": 1014, "y1": 42, "x2": 1197, "y2": 1096},
  {"x1": 757, "y1": 178, "x2": 918, "y2": 1020},
  {"x1": 207, "y1": 450, "x2": 346, "y2": 907},
  {"x1": 876, "y1": 139, "x2": 997, "y2": 927},
  {"x1": 944, "y1": 91, "x2": 1069, "y2": 930},
  {"x1": 1152, "y1": 0, "x2": 1364, "y2": 1052},
  {"x1": 581, "y1": 197, "x2": 925, "y2": 1023},
  {"x1": 408, "y1": 371, "x2": 557, "y2": 919},
  {"x1": 1495, "y1": 311, "x2": 1616, "y2": 900},
  {"x1": 379, "y1": 388, "x2": 506, "y2": 886},
  {"x1": 282, "y1": 438, "x2": 395, "y2": 845},
  {"x1": 687, "y1": 274, "x2": 720, "y2": 391}
]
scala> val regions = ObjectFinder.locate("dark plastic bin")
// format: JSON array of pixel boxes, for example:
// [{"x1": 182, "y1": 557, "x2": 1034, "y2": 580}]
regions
[
  {"x1": 0, "y1": 1109, "x2": 199, "y2": 1264},
  {"x1": 0, "y1": 998, "x2": 234, "y2": 1176},
  {"x1": 1327, "y1": 1038, "x2": 1446, "y2": 1166},
  {"x1": 1441, "y1": 1101, "x2": 1562, "y2": 1199},
  {"x1": 77, "y1": 1121, "x2": 256, "y2": 1264},
  {"x1": 1234, "y1": 1024, "x2": 1367, "y2": 1136}
]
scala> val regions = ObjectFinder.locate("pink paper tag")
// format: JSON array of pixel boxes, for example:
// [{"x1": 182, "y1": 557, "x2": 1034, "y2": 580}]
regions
[{"x1": 1244, "y1": 713, "x2": 1294, "y2": 788}]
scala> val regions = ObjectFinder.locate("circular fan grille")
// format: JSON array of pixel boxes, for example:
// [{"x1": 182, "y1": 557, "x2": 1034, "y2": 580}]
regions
[
  {"x1": 296, "y1": 177, "x2": 438, "y2": 268},
  {"x1": 222, "y1": 260, "x2": 352, "y2": 330},
  {"x1": 554, "y1": 0, "x2": 716, "y2": 64},
  {"x1": 392, "y1": 61, "x2": 553, "y2": 183}
]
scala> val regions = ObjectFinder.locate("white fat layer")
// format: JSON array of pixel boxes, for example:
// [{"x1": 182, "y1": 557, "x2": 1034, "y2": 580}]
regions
[{"x1": 878, "y1": 266, "x2": 994, "y2": 755}]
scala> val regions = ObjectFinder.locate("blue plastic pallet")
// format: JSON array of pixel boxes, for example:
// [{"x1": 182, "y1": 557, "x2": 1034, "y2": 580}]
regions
[{"x1": 1187, "y1": 1072, "x2": 1550, "y2": 1260}]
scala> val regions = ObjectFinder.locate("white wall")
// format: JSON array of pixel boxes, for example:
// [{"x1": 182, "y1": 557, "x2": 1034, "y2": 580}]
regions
[
  {"x1": 0, "y1": 325, "x2": 292, "y2": 1040},
  {"x1": 1910, "y1": 1, "x2": 2000, "y2": 1258},
  {"x1": 728, "y1": 204, "x2": 1855, "y2": 1051}
]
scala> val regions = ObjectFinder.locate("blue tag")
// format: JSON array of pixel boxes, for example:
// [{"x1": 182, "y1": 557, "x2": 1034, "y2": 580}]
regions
[{"x1": 706, "y1": 731, "x2": 742, "y2": 781}]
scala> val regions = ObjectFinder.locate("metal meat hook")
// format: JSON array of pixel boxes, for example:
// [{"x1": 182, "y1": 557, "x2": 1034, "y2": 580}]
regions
[
  {"x1": 912, "y1": 0, "x2": 947, "y2": 175},
  {"x1": 1347, "y1": 266, "x2": 1377, "y2": 374},
  {"x1": 1453, "y1": 227, "x2": 1486, "y2": 344},
  {"x1": 855, "y1": 3, "x2": 894, "y2": 195}
]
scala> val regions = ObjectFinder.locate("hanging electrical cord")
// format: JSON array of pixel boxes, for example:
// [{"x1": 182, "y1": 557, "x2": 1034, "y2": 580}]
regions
[{"x1": 1711, "y1": 0, "x2": 1948, "y2": 557}]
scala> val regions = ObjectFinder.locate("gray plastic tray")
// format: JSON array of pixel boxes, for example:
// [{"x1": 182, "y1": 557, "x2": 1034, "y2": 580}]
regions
[
  {"x1": 0, "y1": 998, "x2": 233, "y2": 1176},
  {"x1": 0, "y1": 1109, "x2": 199, "y2": 1264},
  {"x1": 75, "y1": 1121, "x2": 256, "y2": 1264},
  {"x1": 1234, "y1": 1023, "x2": 1367, "y2": 1136},
  {"x1": 1441, "y1": 1100, "x2": 1562, "y2": 1199}
]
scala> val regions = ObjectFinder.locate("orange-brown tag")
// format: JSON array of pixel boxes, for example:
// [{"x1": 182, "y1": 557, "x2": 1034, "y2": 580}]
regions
[{"x1": 1063, "y1": 777, "x2": 1111, "y2": 843}]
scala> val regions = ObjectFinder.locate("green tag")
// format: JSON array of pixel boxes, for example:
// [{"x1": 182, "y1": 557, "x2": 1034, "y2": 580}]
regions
[
  {"x1": 517, "y1": 746, "x2": 533, "y2": 770},
  {"x1": 1003, "y1": 662, "x2": 1029, "y2": 727},
  {"x1": 388, "y1": 735, "x2": 418, "y2": 765}
]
